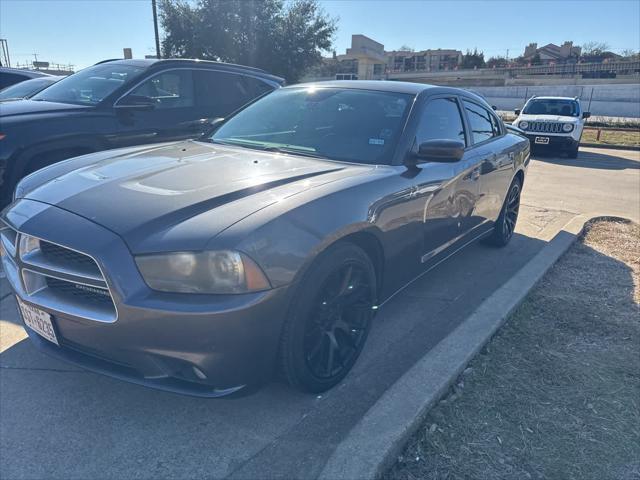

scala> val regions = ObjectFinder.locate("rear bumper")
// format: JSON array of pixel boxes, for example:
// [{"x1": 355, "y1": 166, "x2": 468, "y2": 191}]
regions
[
  {"x1": 525, "y1": 134, "x2": 579, "y2": 151},
  {"x1": 2, "y1": 199, "x2": 292, "y2": 397}
]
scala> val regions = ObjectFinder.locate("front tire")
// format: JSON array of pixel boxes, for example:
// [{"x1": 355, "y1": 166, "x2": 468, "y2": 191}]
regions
[
  {"x1": 484, "y1": 177, "x2": 522, "y2": 247},
  {"x1": 567, "y1": 145, "x2": 579, "y2": 159},
  {"x1": 279, "y1": 243, "x2": 376, "y2": 393}
]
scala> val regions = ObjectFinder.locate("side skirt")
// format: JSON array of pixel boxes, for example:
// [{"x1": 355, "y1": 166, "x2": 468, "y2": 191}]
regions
[{"x1": 377, "y1": 228, "x2": 493, "y2": 309}]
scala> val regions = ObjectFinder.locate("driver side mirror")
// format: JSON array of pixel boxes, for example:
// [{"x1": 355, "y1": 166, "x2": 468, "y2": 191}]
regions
[
  {"x1": 582, "y1": 111, "x2": 591, "y2": 119},
  {"x1": 114, "y1": 94, "x2": 156, "y2": 111},
  {"x1": 514, "y1": 109, "x2": 521, "y2": 115},
  {"x1": 406, "y1": 139, "x2": 465, "y2": 166}
]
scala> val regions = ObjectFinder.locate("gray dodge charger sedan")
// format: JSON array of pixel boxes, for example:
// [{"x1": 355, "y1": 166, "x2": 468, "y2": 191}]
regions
[{"x1": 1, "y1": 81, "x2": 529, "y2": 397}]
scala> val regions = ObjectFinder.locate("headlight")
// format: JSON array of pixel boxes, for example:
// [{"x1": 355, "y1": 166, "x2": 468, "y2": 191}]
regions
[
  {"x1": 135, "y1": 250, "x2": 271, "y2": 294},
  {"x1": 518, "y1": 121, "x2": 529, "y2": 130},
  {"x1": 562, "y1": 123, "x2": 574, "y2": 132}
]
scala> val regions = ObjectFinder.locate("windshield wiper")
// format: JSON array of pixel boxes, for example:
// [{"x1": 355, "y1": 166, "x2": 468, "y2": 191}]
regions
[
  {"x1": 259, "y1": 146, "x2": 327, "y2": 159},
  {"x1": 211, "y1": 140, "x2": 327, "y2": 159}
]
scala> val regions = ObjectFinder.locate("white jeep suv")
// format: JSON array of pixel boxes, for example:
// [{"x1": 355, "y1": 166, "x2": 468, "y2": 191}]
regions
[{"x1": 513, "y1": 96, "x2": 590, "y2": 158}]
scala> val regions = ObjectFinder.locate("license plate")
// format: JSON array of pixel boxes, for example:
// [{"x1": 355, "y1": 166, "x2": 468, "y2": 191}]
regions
[
  {"x1": 17, "y1": 297, "x2": 59, "y2": 345},
  {"x1": 535, "y1": 136, "x2": 550, "y2": 145}
]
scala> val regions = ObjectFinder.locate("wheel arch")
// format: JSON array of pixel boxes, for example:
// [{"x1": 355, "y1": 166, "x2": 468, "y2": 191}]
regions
[
  {"x1": 337, "y1": 230, "x2": 385, "y2": 300},
  {"x1": 283, "y1": 225, "x2": 387, "y2": 305}
]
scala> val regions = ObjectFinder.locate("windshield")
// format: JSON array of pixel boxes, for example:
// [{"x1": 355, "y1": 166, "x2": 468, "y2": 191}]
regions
[
  {"x1": 523, "y1": 99, "x2": 579, "y2": 117},
  {"x1": 211, "y1": 87, "x2": 413, "y2": 165},
  {"x1": 31, "y1": 63, "x2": 145, "y2": 105},
  {"x1": 0, "y1": 77, "x2": 59, "y2": 100}
]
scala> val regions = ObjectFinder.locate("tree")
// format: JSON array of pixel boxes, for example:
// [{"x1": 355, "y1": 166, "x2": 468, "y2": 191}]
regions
[
  {"x1": 398, "y1": 44, "x2": 414, "y2": 52},
  {"x1": 461, "y1": 48, "x2": 485, "y2": 69},
  {"x1": 486, "y1": 56, "x2": 508, "y2": 68},
  {"x1": 160, "y1": 0, "x2": 337, "y2": 83},
  {"x1": 530, "y1": 53, "x2": 542, "y2": 65},
  {"x1": 620, "y1": 49, "x2": 640, "y2": 60},
  {"x1": 581, "y1": 41, "x2": 611, "y2": 56}
]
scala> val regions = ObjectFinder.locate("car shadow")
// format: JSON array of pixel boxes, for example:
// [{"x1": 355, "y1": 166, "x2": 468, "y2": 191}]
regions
[
  {"x1": 2, "y1": 227, "x2": 633, "y2": 479},
  {"x1": 532, "y1": 148, "x2": 640, "y2": 170}
]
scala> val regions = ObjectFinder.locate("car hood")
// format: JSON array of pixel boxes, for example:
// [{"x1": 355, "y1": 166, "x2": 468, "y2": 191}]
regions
[
  {"x1": 0, "y1": 99, "x2": 91, "y2": 117},
  {"x1": 23, "y1": 141, "x2": 371, "y2": 252}
]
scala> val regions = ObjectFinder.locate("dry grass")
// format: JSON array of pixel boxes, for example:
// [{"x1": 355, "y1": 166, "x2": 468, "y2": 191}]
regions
[
  {"x1": 385, "y1": 219, "x2": 640, "y2": 480},
  {"x1": 582, "y1": 129, "x2": 640, "y2": 147}
]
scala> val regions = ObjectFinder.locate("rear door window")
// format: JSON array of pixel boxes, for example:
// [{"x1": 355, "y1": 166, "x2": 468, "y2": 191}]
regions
[
  {"x1": 194, "y1": 70, "x2": 270, "y2": 115},
  {"x1": 463, "y1": 100, "x2": 497, "y2": 144}
]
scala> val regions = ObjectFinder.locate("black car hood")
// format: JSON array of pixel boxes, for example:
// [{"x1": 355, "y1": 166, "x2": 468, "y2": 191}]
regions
[
  {"x1": 23, "y1": 141, "x2": 370, "y2": 252},
  {"x1": 0, "y1": 99, "x2": 91, "y2": 117}
]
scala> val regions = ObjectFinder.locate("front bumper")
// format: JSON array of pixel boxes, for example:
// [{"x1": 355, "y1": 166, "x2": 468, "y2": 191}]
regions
[
  {"x1": 2, "y1": 199, "x2": 291, "y2": 397},
  {"x1": 524, "y1": 134, "x2": 579, "y2": 151}
]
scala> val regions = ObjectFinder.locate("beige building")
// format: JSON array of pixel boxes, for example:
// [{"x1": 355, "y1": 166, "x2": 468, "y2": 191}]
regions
[
  {"x1": 334, "y1": 34, "x2": 463, "y2": 80},
  {"x1": 335, "y1": 35, "x2": 386, "y2": 80},
  {"x1": 385, "y1": 48, "x2": 462, "y2": 73}
]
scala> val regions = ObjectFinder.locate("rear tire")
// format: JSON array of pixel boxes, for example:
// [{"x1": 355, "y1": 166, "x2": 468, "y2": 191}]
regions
[
  {"x1": 484, "y1": 177, "x2": 522, "y2": 247},
  {"x1": 279, "y1": 243, "x2": 376, "y2": 393}
]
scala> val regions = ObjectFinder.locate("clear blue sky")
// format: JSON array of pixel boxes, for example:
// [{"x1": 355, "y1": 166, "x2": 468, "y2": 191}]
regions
[{"x1": 1, "y1": 0, "x2": 639, "y2": 69}]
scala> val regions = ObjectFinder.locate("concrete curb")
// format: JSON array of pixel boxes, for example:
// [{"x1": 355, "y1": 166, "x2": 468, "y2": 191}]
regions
[
  {"x1": 318, "y1": 215, "x2": 589, "y2": 480},
  {"x1": 581, "y1": 142, "x2": 640, "y2": 151}
]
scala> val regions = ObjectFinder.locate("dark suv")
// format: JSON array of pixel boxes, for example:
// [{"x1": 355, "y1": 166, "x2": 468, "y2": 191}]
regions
[{"x1": 0, "y1": 59, "x2": 284, "y2": 205}]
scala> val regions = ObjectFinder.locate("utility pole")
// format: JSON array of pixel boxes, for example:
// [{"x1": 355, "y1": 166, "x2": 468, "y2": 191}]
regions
[{"x1": 152, "y1": 0, "x2": 161, "y2": 59}]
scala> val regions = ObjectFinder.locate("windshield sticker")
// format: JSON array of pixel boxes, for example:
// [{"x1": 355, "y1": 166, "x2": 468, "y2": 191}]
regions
[{"x1": 369, "y1": 138, "x2": 385, "y2": 145}]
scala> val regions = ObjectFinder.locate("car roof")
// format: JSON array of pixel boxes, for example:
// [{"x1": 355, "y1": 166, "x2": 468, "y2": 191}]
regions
[
  {"x1": 97, "y1": 58, "x2": 284, "y2": 84},
  {"x1": 0, "y1": 67, "x2": 51, "y2": 78},
  {"x1": 290, "y1": 80, "x2": 437, "y2": 95},
  {"x1": 528, "y1": 96, "x2": 580, "y2": 101},
  {"x1": 286, "y1": 80, "x2": 490, "y2": 104}
]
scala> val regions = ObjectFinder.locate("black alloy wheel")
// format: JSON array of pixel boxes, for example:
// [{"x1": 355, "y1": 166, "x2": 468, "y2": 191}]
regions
[
  {"x1": 485, "y1": 177, "x2": 522, "y2": 247},
  {"x1": 279, "y1": 243, "x2": 376, "y2": 393},
  {"x1": 502, "y1": 181, "x2": 521, "y2": 240},
  {"x1": 303, "y1": 262, "x2": 373, "y2": 380}
]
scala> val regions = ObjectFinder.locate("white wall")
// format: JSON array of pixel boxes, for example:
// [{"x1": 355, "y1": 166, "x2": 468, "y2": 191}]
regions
[{"x1": 470, "y1": 84, "x2": 640, "y2": 118}]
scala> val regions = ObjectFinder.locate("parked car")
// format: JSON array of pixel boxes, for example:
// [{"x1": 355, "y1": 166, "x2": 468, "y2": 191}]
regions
[
  {"x1": 0, "y1": 67, "x2": 51, "y2": 90},
  {"x1": 1, "y1": 81, "x2": 529, "y2": 397},
  {"x1": 513, "y1": 96, "x2": 590, "y2": 158},
  {"x1": 0, "y1": 59, "x2": 284, "y2": 205},
  {"x1": 0, "y1": 75, "x2": 64, "y2": 102}
]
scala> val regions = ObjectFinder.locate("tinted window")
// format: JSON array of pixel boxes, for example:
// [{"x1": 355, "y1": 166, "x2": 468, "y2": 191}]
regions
[
  {"x1": 490, "y1": 113, "x2": 502, "y2": 136},
  {"x1": 128, "y1": 70, "x2": 194, "y2": 109},
  {"x1": 212, "y1": 87, "x2": 412, "y2": 165},
  {"x1": 463, "y1": 100, "x2": 495, "y2": 144},
  {"x1": 195, "y1": 71, "x2": 268, "y2": 115},
  {"x1": 32, "y1": 63, "x2": 145, "y2": 105},
  {"x1": 417, "y1": 98, "x2": 466, "y2": 145},
  {"x1": 0, "y1": 77, "x2": 56, "y2": 100},
  {"x1": 243, "y1": 76, "x2": 274, "y2": 97},
  {"x1": 0, "y1": 72, "x2": 31, "y2": 89}
]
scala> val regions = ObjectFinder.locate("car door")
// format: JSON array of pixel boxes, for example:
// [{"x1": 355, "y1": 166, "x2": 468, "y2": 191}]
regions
[
  {"x1": 110, "y1": 69, "x2": 202, "y2": 148},
  {"x1": 410, "y1": 95, "x2": 483, "y2": 264},
  {"x1": 461, "y1": 99, "x2": 513, "y2": 229}
]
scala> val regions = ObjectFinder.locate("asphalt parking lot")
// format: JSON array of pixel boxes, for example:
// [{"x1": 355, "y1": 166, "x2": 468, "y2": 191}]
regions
[{"x1": 1, "y1": 147, "x2": 638, "y2": 480}]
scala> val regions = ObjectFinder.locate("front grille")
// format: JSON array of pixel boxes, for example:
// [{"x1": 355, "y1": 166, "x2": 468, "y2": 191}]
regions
[
  {"x1": 45, "y1": 277, "x2": 113, "y2": 308},
  {"x1": 528, "y1": 121, "x2": 563, "y2": 133},
  {"x1": 40, "y1": 241, "x2": 102, "y2": 277},
  {"x1": 1, "y1": 224, "x2": 117, "y2": 322}
]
